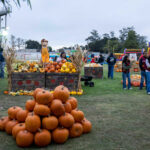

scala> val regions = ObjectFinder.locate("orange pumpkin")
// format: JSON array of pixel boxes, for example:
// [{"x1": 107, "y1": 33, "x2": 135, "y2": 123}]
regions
[
  {"x1": 33, "y1": 88, "x2": 43, "y2": 99},
  {"x1": 16, "y1": 130, "x2": 34, "y2": 147},
  {"x1": 69, "y1": 123, "x2": 83, "y2": 138},
  {"x1": 53, "y1": 85, "x2": 70, "y2": 103},
  {"x1": 34, "y1": 103, "x2": 50, "y2": 116},
  {"x1": 59, "y1": 113, "x2": 74, "y2": 128},
  {"x1": 81, "y1": 118, "x2": 92, "y2": 133},
  {"x1": 0, "y1": 116, "x2": 10, "y2": 131},
  {"x1": 64, "y1": 101, "x2": 72, "y2": 113},
  {"x1": 25, "y1": 99, "x2": 36, "y2": 112},
  {"x1": 34, "y1": 129, "x2": 51, "y2": 147},
  {"x1": 52, "y1": 128, "x2": 69, "y2": 144},
  {"x1": 12, "y1": 123, "x2": 26, "y2": 138},
  {"x1": 5, "y1": 120, "x2": 18, "y2": 135},
  {"x1": 42, "y1": 116, "x2": 58, "y2": 130},
  {"x1": 16, "y1": 109, "x2": 28, "y2": 122},
  {"x1": 71, "y1": 109, "x2": 84, "y2": 122},
  {"x1": 25, "y1": 113, "x2": 41, "y2": 133},
  {"x1": 67, "y1": 97, "x2": 78, "y2": 109},
  {"x1": 50, "y1": 99, "x2": 65, "y2": 117},
  {"x1": 8, "y1": 106, "x2": 22, "y2": 119},
  {"x1": 36, "y1": 90, "x2": 53, "y2": 105}
]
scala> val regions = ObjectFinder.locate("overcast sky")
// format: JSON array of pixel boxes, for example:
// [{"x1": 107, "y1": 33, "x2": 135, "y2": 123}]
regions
[{"x1": 6, "y1": 0, "x2": 150, "y2": 49}]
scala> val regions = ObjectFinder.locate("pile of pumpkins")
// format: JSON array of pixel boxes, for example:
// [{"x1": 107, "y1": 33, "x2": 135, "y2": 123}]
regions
[
  {"x1": 0, "y1": 85, "x2": 92, "y2": 147},
  {"x1": 45, "y1": 61, "x2": 77, "y2": 73}
]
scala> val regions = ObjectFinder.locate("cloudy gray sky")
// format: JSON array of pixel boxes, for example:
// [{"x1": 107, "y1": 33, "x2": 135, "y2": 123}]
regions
[{"x1": 7, "y1": 0, "x2": 150, "y2": 49}]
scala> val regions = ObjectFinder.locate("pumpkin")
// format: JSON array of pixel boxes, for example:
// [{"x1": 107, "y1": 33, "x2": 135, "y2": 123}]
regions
[
  {"x1": 36, "y1": 90, "x2": 53, "y2": 105},
  {"x1": 8, "y1": 106, "x2": 22, "y2": 119},
  {"x1": 50, "y1": 99, "x2": 65, "y2": 117},
  {"x1": 25, "y1": 99, "x2": 36, "y2": 112},
  {"x1": 69, "y1": 123, "x2": 83, "y2": 138},
  {"x1": 67, "y1": 97, "x2": 78, "y2": 109},
  {"x1": 52, "y1": 128, "x2": 69, "y2": 144},
  {"x1": 16, "y1": 109, "x2": 28, "y2": 122},
  {"x1": 53, "y1": 62, "x2": 57, "y2": 66},
  {"x1": 64, "y1": 101, "x2": 72, "y2": 113},
  {"x1": 12, "y1": 123, "x2": 26, "y2": 138},
  {"x1": 81, "y1": 118, "x2": 92, "y2": 133},
  {"x1": 71, "y1": 109, "x2": 84, "y2": 122},
  {"x1": 59, "y1": 113, "x2": 74, "y2": 128},
  {"x1": 33, "y1": 88, "x2": 43, "y2": 99},
  {"x1": 16, "y1": 130, "x2": 34, "y2": 147},
  {"x1": 34, "y1": 129, "x2": 51, "y2": 147},
  {"x1": 0, "y1": 116, "x2": 10, "y2": 131},
  {"x1": 5, "y1": 120, "x2": 18, "y2": 135},
  {"x1": 42, "y1": 116, "x2": 58, "y2": 130},
  {"x1": 53, "y1": 85, "x2": 70, "y2": 103},
  {"x1": 34, "y1": 103, "x2": 50, "y2": 116},
  {"x1": 25, "y1": 113, "x2": 41, "y2": 133}
]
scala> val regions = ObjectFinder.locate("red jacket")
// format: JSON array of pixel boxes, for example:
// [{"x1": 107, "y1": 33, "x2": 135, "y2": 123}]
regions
[{"x1": 91, "y1": 58, "x2": 95, "y2": 63}]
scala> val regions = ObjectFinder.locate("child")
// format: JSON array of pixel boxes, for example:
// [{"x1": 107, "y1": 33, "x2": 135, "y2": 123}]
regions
[{"x1": 122, "y1": 55, "x2": 132, "y2": 90}]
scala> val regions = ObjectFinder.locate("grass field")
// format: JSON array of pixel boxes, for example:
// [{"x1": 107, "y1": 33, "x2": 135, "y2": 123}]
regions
[{"x1": 0, "y1": 66, "x2": 150, "y2": 150}]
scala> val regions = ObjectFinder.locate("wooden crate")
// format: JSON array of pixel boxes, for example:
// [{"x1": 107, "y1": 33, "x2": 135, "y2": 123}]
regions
[
  {"x1": 84, "y1": 67, "x2": 103, "y2": 79},
  {"x1": 46, "y1": 73, "x2": 79, "y2": 91},
  {"x1": 11, "y1": 73, "x2": 45, "y2": 91}
]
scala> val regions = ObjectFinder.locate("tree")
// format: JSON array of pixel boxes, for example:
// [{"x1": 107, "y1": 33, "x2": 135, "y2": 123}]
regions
[
  {"x1": 137, "y1": 35, "x2": 147, "y2": 49},
  {"x1": 10, "y1": 35, "x2": 16, "y2": 49},
  {"x1": 124, "y1": 30, "x2": 139, "y2": 49},
  {"x1": 85, "y1": 30, "x2": 100, "y2": 43},
  {"x1": 0, "y1": 0, "x2": 31, "y2": 8},
  {"x1": 26, "y1": 40, "x2": 41, "y2": 50},
  {"x1": 16, "y1": 37, "x2": 25, "y2": 50},
  {"x1": 48, "y1": 46, "x2": 52, "y2": 52}
]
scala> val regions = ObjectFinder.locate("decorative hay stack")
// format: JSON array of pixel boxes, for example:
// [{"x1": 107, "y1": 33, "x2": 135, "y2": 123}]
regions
[
  {"x1": 69, "y1": 46, "x2": 85, "y2": 91},
  {"x1": 3, "y1": 47, "x2": 15, "y2": 92}
]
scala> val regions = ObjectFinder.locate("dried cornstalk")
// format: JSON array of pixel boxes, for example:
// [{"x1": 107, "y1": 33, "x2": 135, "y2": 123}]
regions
[
  {"x1": 69, "y1": 46, "x2": 86, "y2": 91},
  {"x1": 3, "y1": 47, "x2": 15, "y2": 92}
]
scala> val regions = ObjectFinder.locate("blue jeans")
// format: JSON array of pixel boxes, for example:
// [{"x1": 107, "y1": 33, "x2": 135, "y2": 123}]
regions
[
  {"x1": 0, "y1": 62, "x2": 5, "y2": 78},
  {"x1": 108, "y1": 65, "x2": 114, "y2": 79},
  {"x1": 140, "y1": 71, "x2": 146, "y2": 89},
  {"x1": 122, "y1": 72, "x2": 131, "y2": 89},
  {"x1": 146, "y1": 72, "x2": 150, "y2": 93}
]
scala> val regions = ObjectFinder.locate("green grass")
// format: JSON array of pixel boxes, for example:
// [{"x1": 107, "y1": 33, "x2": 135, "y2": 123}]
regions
[{"x1": 0, "y1": 65, "x2": 150, "y2": 150}]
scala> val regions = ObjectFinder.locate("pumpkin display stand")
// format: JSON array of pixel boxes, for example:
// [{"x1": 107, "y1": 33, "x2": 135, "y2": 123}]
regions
[
  {"x1": 0, "y1": 85, "x2": 92, "y2": 148},
  {"x1": 84, "y1": 64, "x2": 103, "y2": 79}
]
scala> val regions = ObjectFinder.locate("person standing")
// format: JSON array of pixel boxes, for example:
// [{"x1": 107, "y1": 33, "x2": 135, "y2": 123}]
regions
[
  {"x1": 0, "y1": 47, "x2": 5, "y2": 79},
  {"x1": 56, "y1": 52, "x2": 67, "y2": 62},
  {"x1": 145, "y1": 56, "x2": 150, "y2": 95},
  {"x1": 91, "y1": 54, "x2": 95, "y2": 63},
  {"x1": 98, "y1": 54, "x2": 104, "y2": 65},
  {"x1": 107, "y1": 53, "x2": 116, "y2": 79},
  {"x1": 122, "y1": 55, "x2": 132, "y2": 90},
  {"x1": 139, "y1": 52, "x2": 147, "y2": 90}
]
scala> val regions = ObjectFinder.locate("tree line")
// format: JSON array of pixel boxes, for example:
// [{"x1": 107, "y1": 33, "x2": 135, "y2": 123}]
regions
[{"x1": 85, "y1": 27, "x2": 147, "y2": 53}]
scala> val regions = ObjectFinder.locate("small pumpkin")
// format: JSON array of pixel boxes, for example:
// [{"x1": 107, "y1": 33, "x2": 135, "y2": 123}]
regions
[
  {"x1": 81, "y1": 118, "x2": 92, "y2": 133},
  {"x1": 34, "y1": 103, "x2": 50, "y2": 116},
  {"x1": 67, "y1": 97, "x2": 78, "y2": 109},
  {"x1": 69, "y1": 123, "x2": 83, "y2": 138},
  {"x1": 59, "y1": 113, "x2": 74, "y2": 128},
  {"x1": 16, "y1": 109, "x2": 28, "y2": 122},
  {"x1": 52, "y1": 128, "x2": 69, "y2": 144},
  {"x1": 53, "y1": 85, "x2": 70, "y2": 103},
  {"x1": 25, "y1": 113, "x2": 41, "y2": 133},
  {"x1": 64, "y1": 101, "x2": 72, "y2": 113},
  {"x1": 8, "y1": 106, "x2": 22, "y2": 119},
  {"x1": 25, "y1": 99, "x2": 36, "y2": 112},
  {"x1": 34, "y1": 129, "x2": 51, "y2": 147},
  {"x1": 16, "y1": 130, "x2": 34, "y2": 147},
  {"x1": 33, "y1": 88, "x2": 43, "y2": 99},
  {"x1": 0, "y1": 116, "x2": 10, "y2": 131},
  {"x1": 71, "y1": 109, "x2": 84, "y2": 122},
  {"x1": 50, "y1": 99, "x2": 65, "y2": 117},
  {"x1": 36, "y1": 90, "x2": 53, "y2": 105},
  {"x1": 12, "y1": 123, "x2": 26, "y2": 138},
  {"x1": 5, "y1": 119, "x2": 18, "y2": 135},
  {"x1": 42, "y1": 116, "x2": 58, "y2": 130}
]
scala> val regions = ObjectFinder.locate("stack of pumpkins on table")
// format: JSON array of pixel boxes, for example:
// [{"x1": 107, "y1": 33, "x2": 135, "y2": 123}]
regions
[
  {"x1": 0, "y1": 85, "x2": 92, "y2": 147},
  {"x1": 121, "y1": 74, "x2": 146, "y2": 87}
]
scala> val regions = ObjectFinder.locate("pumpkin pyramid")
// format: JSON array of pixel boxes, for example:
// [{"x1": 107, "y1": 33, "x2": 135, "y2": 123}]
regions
[{"x1": 0, "y1": 85, "x2": 92, "y2": 147}]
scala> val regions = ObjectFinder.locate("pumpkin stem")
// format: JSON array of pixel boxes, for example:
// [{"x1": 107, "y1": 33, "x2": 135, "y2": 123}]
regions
[
  {"x1": 38, "y1": 128, "x2": 42, "y2": 132},
  {"x1": 19, "y1": 123, "x2": 23, "y2": 126},
  {"x1": 13, "y1": 106, "x2": 16, "y2": 109}
]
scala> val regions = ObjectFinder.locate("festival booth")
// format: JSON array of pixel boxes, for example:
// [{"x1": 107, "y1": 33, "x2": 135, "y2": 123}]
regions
[{"x1": 4, "y1": 40, "x2": 84, "y2": 96}]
